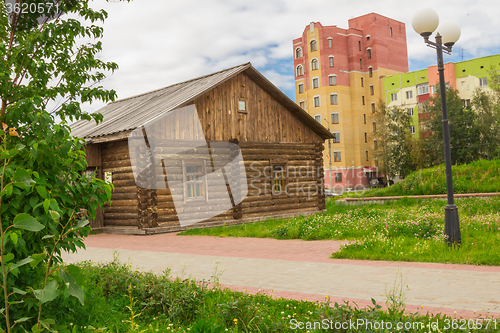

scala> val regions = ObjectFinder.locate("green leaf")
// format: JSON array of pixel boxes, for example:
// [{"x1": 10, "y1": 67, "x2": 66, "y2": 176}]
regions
[
  {"x1": 14, "y1": 144, "x2": 25, "y2": 151},
  {"x1": 29, "y1": 253, "x2": 47, "y2": 268},
  {"x1": 9, "y1": 257, "x2": 33, "y2": 271},
  {"x1": 13, "y1": 213, "x2": 45, "y2": 232},
  {"x1": 2, "y1": 253, "x2": 14, "y2": 263},
  {"x1": 14, "y1": 317, "x2": 31, "y2": 324},
  {"x1": 12, "y1": 169, "x2": 34, "y2": 188},
  {"x1": 36, "y1": 186, "x2": 48, "y2": 199},
  {"x1": 42, "y1": 234, "x2": 55, "y2": 240},
  {"x1": 0, "y1": 184, "x2": 13, "y2": 197},
  {"x1": 72, "y1": 218, "x2": 89, "y2": 230},
  {"x1": 60, "y1": 265, "x2": 85, "y2": 305},
  {"x1": 49, "y1": 210, "x2": 60, "y2": 223},
  {"x1": 43, "y1": 199, "x2": 50, "y2": 213},
  {"x1": 12, "y1": 287, "x2": 27, "y2": 295},
  {"x1": 9, "y1": 232, "x2": 18, "y2": 245},
  {"x1": 33, "y1": 280, "x2": 59, "y2": 304}
]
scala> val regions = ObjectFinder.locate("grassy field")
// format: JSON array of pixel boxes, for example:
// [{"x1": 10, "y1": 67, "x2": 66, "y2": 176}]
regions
[
  {"x1": 180, "y1": 196, "x2": 500, "y2": 266},
  {"x1": 354, "y1": 159, "x2": 500, "y2": 198},
  {"x1": 25, "y1": 259, "x2": 499, "y2": 332}
]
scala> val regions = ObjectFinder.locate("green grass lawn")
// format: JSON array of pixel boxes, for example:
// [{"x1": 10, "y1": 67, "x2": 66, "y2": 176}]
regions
[
  {"x1": 349, "y1": 159, "x2": 500, "y2": 198},
  {"x1": 179, "y1": 196, "x2": 500, "y2": 266},
  {"x1": 26, "y1": 259, "x2": 499, "y2": 332}
]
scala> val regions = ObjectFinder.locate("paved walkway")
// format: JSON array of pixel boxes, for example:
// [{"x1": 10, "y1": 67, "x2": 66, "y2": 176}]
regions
[{"x1": 61, "y1": 233, "x2": 500, "y2": 319}]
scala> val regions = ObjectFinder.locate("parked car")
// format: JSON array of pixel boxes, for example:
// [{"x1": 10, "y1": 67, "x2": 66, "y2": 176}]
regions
[
  {"x1": 324, "y1": 189, "x2": 341, "y2": 198},
  {"x1": 369, "y1": 178, "x2": 394, "y2": 188}
]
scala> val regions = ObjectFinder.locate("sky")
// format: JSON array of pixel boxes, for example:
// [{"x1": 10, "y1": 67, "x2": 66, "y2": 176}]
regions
[{"x1": 79, "y1": 0, "x2": 500, "y2": 114}]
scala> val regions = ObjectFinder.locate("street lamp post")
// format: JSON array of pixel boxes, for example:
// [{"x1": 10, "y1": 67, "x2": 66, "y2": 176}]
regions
[
  {"x1": 322, "y1": 118, "x2": 333, "y2": 192},
  {"x1": 412, "y1": 8, "x2": 461, "y2": 245}
]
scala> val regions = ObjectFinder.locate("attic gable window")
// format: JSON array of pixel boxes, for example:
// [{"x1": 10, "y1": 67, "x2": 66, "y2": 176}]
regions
[{"x1": 238, "y1": 99, "x2": 247, "y2": 113}]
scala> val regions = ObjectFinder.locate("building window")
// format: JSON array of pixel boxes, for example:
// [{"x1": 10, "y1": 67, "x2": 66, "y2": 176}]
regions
[
  {"x1": 358, "y1": 41, "x2": 361, "y2": 51},
  {"x1": 310, "y1": 40, "x2": 317, "y2": 52},
  {"x1": 272, "y1": 164, "x2": 287, "y2": 195},
  {"x1": 390, "y1": 27, "x2": 393, "y2": 36},
  {"x1": 314, "y1": 96, "x2": 320, "y2": 107},
  {"x1": 311, "y1": 58, "x2": 319, "y2": 70},
  {"x1": 369, "y1": 67, "x2": 373, "y2": 77},
  {"x1": 364, "y1": 132, "x2": 367, "y2": 143},
  {"x1": 329, "y1": 56, "x2": 334, "y2": 67},
  {"x1": 329, "y1": 75, "x2": 337, "y2": 86},
  {"x1": 409, "y1": 126, "x2": 415, "y2": 134},
  {"x1": 373, "y1": 122, "x2": 376, "y2": 132},
  {"x1": 312, "y1": 77, "x2": 319, "y2": 88},
  {"x1": 366, "y1": 151, "x2": 369, "y2": 161},
  {"x1": 330, "y1": 93, "x2": 337, "y2": 105},
  {"x1": 417, "y1": 83, "x2": 430, "y2": 95},
  {"x1": 360, "y1": 59, "x2": 362, "y2": 69},
  {"x1": 332, "y1": 132, "x2": 340, "y2": 143},
  {"x1": 371, "y1": 102, "x2": 375, "y2": 113},
  {"x1": 328, "y1": 38, "x2": 333, "y2": 48},
  {"x1": 238, "y1": 99, "x2": 246, "y2": 112},
  {"x1": 363, "y1": 114, "x2": 366, "y2": 124},
  {"x1": 370, "y1": 85, "x2": 374, "y2": 95},
  {"x1": 331, "y1": 112, "x2": 339, "y2": 124},
  {"x1": 334, "y1": 151, "x2": 341, "y2": 162},
  {"x1": 314, "y1": 114, "x2": 321, "y2": 123},
  {"x1": 296, "y1": 65, "x2": 303, "y2": 76},
  {"x1": 462, "y1": 99, "x2": 471, "y2": 107},
  {"x1": 406, "y1": 90, "x2": 413, "y2": 99},
  {"x1": 362, "y1": 96, "x2": 365, "y2": 105},
  {"x1": 335, "y1": 173, "x2": 342, "y2": 182},
  {"x1": 295, "y1": 47, "x2": 302, "y2": 58},
  {"x1": 184, "y1": 163, "x2": 206, "y2": 201},
  {"x1": 431, "y1": 85, "x2": 437, "y2": 94},
  {"x1": 367, "y1": 48, "x2": 372, "y2": 59},
  {"x1": 374, "y1": 140, "x2": 378, "y2": 150},
  {"x1": 298, "y1": 83, "x2": 304, "y2": 94},
  {"x1": 390, "y1": 93, "x2": 397, "y2": 102},
  {"x1": 361, "y1": 77, "x2": 364, "y2": 87},
  {"x1": 407, "y1": 108, "x2": 414, "y2": 116},
  {"x1": 299, "y1": 101, "x2": 305, "y2": 109},
  {"x1": 480, "y1": 77, "x2": 488, "y2": 87}
]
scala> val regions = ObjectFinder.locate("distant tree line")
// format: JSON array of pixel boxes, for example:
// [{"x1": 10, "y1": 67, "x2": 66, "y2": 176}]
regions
[{"x1": 372, "y1": 77, "x2": 500, "y2": 181}]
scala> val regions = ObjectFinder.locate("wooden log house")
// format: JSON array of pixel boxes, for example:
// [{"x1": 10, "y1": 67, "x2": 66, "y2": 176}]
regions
[{"x1": 70, "y1": 63, "x2": 333, "y2": 234}]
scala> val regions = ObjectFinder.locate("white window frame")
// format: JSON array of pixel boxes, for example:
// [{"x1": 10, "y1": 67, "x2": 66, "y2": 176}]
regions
[
  {"x1": 371, "y1": 102, "x2": 376, "y2": 112},
  {"x1": 310, "y1": 39, "x2": 317, "y2": 52},
  {"x1": 299, "y1": 100, "x2": 305, "y2": 109},
  {"x1": 407, "y1": 108, "x2": 414, "y2": 116},
  {"x1": 409, "y1": 126, "x2": 416, "y2": 134},
  {"x1": 311, "y1": 58, "x2": 319, "y2": 70},
  {"x1": 330, "y1": 93, "x2": 338, "y2": 105},
  {"x1": 331, "y1": 112, "x2": 339, "y2": 124},
  {"x1": 367, "y1": 47, "x2": 372, "y2": 59},
  {"x1": 314, "y1": 114, "x2": 322, "y2": 123},
  {"x1": 298, "y1": 83, "x2": 304, "y2": 94},
  {"x1": 328, "y1": 37, "x2": 333, "y2": 48},
  {"x1": 329, "y1": 74, "x2": 337, "y2": 86},
  {"x1": 312, "y1": 77, "x2": 319, "y2": 89},
  {"x1": 333, "y1": 150, "x2": 341, "y2": 162},
  {"x1": 406, "y1": 90, "x2": 413, "y2": 99},
  {"x1": 332, "y1": 131, "x2": 340, "y2": 143},
  {"x1": 390, "y1": 93, "x2": 397, "y2": 102},
  {"x1": 313, "y1": 95, "x2": 320, "y2": 107},
  {"x1": 296, "y1": 65, "x2": 303, "y2": 76},
  {"x1": 417, "y1": 83, "x2": 429, "y2": 95},
  {"x1": 295, "y1": 47, "x2": 302, "y2": 59},
  {"x1": 329, "y1": 55, "x2": 334, "y2": 67},
  {"x1": 480, "y1": 77, "x2": 488, "y2": 87}
]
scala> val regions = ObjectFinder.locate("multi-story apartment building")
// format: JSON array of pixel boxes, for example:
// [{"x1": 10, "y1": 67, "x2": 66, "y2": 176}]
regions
[
  {"x1": 293, "y1": 13, "x2": 408, "y2": 190},
  {"x1": 384, "y1": 54, "x2": 500, "y2": 138}
]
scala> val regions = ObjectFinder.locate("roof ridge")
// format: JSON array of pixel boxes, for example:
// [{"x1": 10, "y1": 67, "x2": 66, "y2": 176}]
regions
[{"x1": 109, "y1": 62, "x2": 252, "y2": 104}]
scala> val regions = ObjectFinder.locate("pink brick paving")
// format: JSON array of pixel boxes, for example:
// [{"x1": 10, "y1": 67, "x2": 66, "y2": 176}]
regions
[{"x1": 66, "y1": 233, "x2": 500, "y2": 319}]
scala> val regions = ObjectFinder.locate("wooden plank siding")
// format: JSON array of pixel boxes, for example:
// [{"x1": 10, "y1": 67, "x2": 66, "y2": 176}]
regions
[{"x1": 87, "y1": 71, "x2": 327, "y2": 229}]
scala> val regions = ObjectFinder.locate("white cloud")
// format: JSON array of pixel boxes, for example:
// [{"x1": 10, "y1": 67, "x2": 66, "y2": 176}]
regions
[{"x1": 77, "y1": 0, "x2": 500, "y2": 114}]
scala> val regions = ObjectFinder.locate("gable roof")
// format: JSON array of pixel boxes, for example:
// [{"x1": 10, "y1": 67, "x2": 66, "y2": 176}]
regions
[{"x1": 70, "y1": 63, "x2": 333, "y2": 141}]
